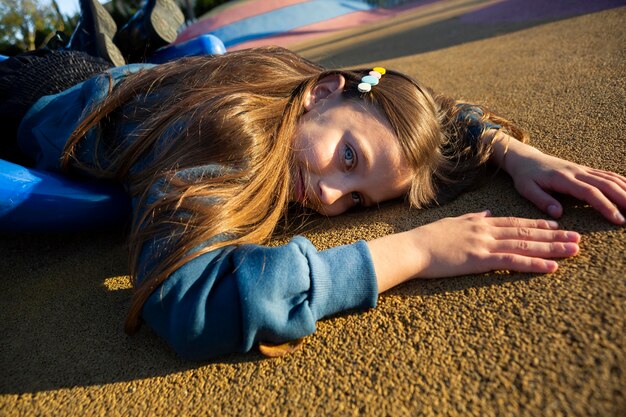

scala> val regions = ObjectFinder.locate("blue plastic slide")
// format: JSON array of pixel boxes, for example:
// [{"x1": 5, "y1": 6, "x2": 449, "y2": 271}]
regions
[
  {"x1": 150, "y1": 34, "x2": 226, "y2": 64},
  {"x1": 0, "y1": 159, "x2": 130, "y2": 232}
]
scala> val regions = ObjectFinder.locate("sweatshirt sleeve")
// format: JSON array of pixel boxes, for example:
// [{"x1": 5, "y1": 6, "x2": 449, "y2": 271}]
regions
[
  {"x1": 139, "y1": 236, "x2": 378, "y2": 360},
  {"x1": 133, "y1": 175, "x2": 378, "y2": 361}
]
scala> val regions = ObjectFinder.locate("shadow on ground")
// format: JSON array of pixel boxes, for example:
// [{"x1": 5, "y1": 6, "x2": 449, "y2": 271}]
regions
[{"x1": 0, "y1": 227, "x2": 270, "y2": 394}]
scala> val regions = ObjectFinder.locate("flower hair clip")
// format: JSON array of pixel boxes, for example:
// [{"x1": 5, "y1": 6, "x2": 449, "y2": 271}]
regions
[{"x1": 358, "y1": 67, "x2": 386, "y2": 93}]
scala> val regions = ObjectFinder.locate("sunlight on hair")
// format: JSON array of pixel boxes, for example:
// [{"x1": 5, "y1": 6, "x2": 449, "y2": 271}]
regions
[{"x1": 103, "y1": 275, "x2": 133, "y2": 291}]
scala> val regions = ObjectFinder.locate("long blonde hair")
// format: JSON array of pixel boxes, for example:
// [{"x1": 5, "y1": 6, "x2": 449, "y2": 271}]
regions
[{"x1": 60, "y1": 46, "x2": 526, "y2": 333}]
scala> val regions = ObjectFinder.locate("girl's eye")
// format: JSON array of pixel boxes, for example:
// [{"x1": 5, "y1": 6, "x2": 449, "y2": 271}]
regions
[
  {"x1": 344, "y1": 145, "x2": 356, "y2": 169},
  {"x1": 351, "y1": 192, "x2": 362, "y2": 206}
]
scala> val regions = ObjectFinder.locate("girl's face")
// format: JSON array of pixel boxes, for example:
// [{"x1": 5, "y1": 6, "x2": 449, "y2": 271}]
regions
[{"x1": 292, "y1": 77, "x2": 411, "y2": 216}]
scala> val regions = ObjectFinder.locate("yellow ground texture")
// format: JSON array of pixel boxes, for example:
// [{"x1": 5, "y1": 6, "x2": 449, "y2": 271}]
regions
[{"x1": 1, "y1": 2, "x2": 624, "y2": 416}]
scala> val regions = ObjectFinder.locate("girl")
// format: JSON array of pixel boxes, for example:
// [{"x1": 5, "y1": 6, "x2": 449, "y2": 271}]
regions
[{"x1": 2, "y1": 46, "x2": 624, "y2": 360}]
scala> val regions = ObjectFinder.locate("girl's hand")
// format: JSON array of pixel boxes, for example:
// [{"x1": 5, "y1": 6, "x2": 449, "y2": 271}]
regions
[
  {"x1": 368, "y1": 211, "x2": 580, "y2": 292},
  {"x1": 408, "y1": 211, "x2": 580, "y2": 278},
  {"x1": 491, "y1": 133, "x2": 626, "y2": 225}
]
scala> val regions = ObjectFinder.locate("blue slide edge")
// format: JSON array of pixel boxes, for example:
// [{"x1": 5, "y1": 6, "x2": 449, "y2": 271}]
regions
[{"x1": 0, "y1": 159, "x2": 131, "y2": 232}]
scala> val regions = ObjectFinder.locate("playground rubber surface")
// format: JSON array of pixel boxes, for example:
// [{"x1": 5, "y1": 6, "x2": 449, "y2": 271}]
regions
[{"x1": 1, "y1": 1, "x2": 624, "y2": 416}]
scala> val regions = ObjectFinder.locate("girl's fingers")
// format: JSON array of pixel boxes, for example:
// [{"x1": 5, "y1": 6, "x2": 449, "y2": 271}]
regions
[
  {"x1": 564, "y1": 179, "x2": 625, "y2": 224},
  {"x1": 578, "y1": 172, "x2": 626, "y2": 209},
  {"x1": 543, "y1": 174, "x2": 623, "y2": 224},
  {"x1": 490, "y1": 227, "x2": 580, "y2": 243},
  {"x1": 486, "y1": 216, "x2": 559, "y2": 230},
  {"x1": 590, "y1": 169, "x2": 626, "y2": 191},
  {"x1": 491, "y1": 239, "x2": 579, "y2": 258},
  {"x1": 490, "y1": 253, "x2": 559, "y2": 274},
  {"x1": 516, "y1": 180, "x2": 563, "y2": 218}
]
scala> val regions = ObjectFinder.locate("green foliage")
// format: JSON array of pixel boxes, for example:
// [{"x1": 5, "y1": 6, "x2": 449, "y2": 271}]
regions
[
  {"x1": 0, "y1": 0, "x2": 233, "y2": 56},
  {"x1": 0, "y1": 0, "x2": 71, "y2": 54}
]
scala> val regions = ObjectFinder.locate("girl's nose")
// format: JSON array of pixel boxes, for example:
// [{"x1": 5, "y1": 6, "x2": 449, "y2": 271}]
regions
[{"x1": 318, "y1": 178, "x2": 346, "y2": 206}]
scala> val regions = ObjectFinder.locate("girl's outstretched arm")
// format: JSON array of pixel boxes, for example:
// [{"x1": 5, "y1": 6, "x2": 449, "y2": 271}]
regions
[
  {"x1": 486, "y1": 130, "x2": 626, "y2": 225},
  {"x1": 368, "y1": 210, "x2": 580, "y2": 292}
]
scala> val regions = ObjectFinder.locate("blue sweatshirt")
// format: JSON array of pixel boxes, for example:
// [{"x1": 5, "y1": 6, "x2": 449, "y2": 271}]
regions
[{"x1": 17, "y1": 64, "x2": 378, "y2": 360}]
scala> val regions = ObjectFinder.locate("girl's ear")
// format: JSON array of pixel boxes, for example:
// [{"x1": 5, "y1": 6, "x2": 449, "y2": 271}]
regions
[{"x1": 303, "y1": 74, "x2": 346, "y2": 111}]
